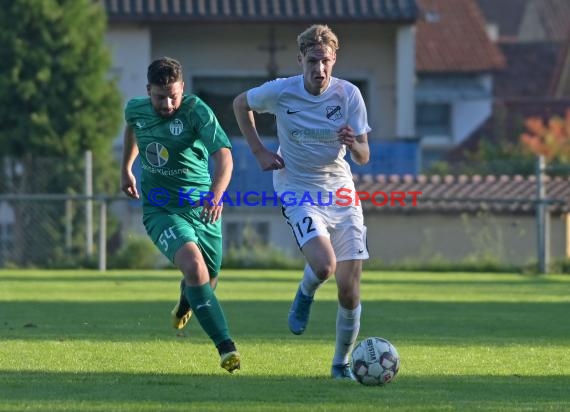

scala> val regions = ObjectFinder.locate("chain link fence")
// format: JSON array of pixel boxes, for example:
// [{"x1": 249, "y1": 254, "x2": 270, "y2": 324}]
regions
[
  {"x1": 0, "y1": 194, "x2": 152, "y2": 269},
  {"x1": 0, "y1": 153, "x2": 160, "y2": 270}
]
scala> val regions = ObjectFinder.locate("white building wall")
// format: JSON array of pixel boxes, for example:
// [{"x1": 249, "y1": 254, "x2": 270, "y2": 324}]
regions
[
  {"x1": 452, "y1": 99, "x2": 492, "y2": 144},
  {"x1": 364, "y1": 212, "x2": 567, "y2": 265},
  {"x1": 396, "y1": 25, "x2": 416, "y2": 138},
  {"x1": 105, "y1": 25, "x2": 152, "y2": 235},
  {"x1": 451, "y1": 74, "x2": 493, "y2": 144},
  {"x1": 105, "y1": 25, "x2": 152, "y2": 103}
]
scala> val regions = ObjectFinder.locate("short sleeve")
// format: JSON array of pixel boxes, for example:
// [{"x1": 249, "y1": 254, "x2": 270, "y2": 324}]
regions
[
  {"x1": 246, "y1": 78, "x2": 287, "y2": 115},
  {"x1": 347, "y1": 84, "x2": 372, "y2": 136},
  {"x1": 189, "y1": 97, "x2": 232, "y2": 154}
]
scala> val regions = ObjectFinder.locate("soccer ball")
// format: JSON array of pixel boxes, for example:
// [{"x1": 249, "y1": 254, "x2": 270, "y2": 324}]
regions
[{"x1": 350, "y1": 337, "x2": 400, "y2": 386}]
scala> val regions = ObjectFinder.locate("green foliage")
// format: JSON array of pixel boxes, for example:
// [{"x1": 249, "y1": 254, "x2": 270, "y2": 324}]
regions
[
  {"x1": 428, "y1": 105, "x2": 536, "y2": 176},
  {"x1": 223, "y1": 243, "x2": 303, "y2": 269},
  {"x1": 0, "y1": 0, "x2": 122, "y2": 193},
  {"x1": 109, "y1": 234, "x2": 168, "y2": 269},
  {"x1": 222, "y1": 222, "x2": 303, "y2": 269},
  {"x1": 546, "y1": 257, "x2": 570, "y2": 274},
  {"x1": 364, "y1": 257, "x2": 520, "y2": 273}
]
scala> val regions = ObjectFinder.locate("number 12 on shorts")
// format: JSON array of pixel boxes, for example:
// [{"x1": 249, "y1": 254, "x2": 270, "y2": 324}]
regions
[
  {"x1": 159, "y1": 226, "x2": 177, "y2": 252},
  {"x1": 295, "y1": 216, "x2": 315, "y2": 238}
]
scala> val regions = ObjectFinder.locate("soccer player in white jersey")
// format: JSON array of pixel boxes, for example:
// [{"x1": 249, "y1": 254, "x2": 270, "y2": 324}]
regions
[{"x1": 233, "y1": 24, "x2": 370, "y2": 380}]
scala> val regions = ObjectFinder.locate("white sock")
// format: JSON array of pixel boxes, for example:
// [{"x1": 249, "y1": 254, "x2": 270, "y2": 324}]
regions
[
  {"x1": 300, "y1": 264, "x2": 324, "y2": 297},
  {"x1": 332, "y1": 303, "x2": 361, "y2": 366}
]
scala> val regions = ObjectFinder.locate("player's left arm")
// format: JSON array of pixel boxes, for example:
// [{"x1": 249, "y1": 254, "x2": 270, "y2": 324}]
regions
[
  {"x1": 203, "y1": 147, "x2": 233, "y2": 224},
  {"x1": 338, "y1": 126, "x2": 370, "y2": 165}
]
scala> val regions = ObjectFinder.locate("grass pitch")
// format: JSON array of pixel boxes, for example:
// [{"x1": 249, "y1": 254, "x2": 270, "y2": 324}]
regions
[{"x1": 1, "y1": 269, "x2": 570, "y2": 411}]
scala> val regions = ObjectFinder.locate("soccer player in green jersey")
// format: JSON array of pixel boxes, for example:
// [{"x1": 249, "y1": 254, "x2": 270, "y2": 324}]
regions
[{"x1": 120, "y1": 57, "x2": 240, "y2": 373}]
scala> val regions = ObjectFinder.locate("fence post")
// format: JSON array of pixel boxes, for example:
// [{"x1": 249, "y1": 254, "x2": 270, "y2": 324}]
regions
[
  {"x1": 536, "y1": 155, "x2": 550, "y2": 274},
  {"x1": 85, "y1": 150, "x2": 93, "y2": 257},
  {"x1": 98, "y1": 198, "x2": 107, "y2": 272},
  {"x1": 65, "y1": 199, "x2": 72, "y2": 257}
]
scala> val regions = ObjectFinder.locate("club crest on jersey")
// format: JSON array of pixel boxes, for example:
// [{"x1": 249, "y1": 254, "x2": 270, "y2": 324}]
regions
[
  {"x1": 135, "y1": 120, "x2": 146, "y2": 129},
  {"x1": 326, "y1": 106, "x2": 342, "y2": 121},
  {"x1": 169, "y1": 119, "x2": 184, "y2": 136}
]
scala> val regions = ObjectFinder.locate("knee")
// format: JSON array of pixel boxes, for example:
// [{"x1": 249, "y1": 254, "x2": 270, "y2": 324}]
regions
[
  {"x1": 314, "y1": 263, "x2": 335, "y2": 281},
  {"x1": 338, "y1": 289, "x2": 359, "y2": 308},
  {"x1": 179, "y1": 259, "x2": 207, "y2": 283}
]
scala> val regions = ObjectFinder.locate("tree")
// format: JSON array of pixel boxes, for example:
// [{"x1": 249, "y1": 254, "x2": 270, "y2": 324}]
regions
[
  {"x1": 0, "y1": 0, "x2": 122, "y2": 194},
  {"x1": 0, "y1": 0, "x2": 123, "y2": 266},
  {"x1": 520, "y1": 109, "x2": 570, "y2": 163},
  {"x1": 428, "y1": 105, "x2": 536, "y2": 176}
]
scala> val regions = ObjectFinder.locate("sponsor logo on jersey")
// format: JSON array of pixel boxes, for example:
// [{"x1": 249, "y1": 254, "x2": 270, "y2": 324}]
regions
[
  {"x1": 146, "y1": 142, "x2": 169, "y2": 167},
  {"x1": 290, "y1": 128, "x2": 338, "y2": 144}
]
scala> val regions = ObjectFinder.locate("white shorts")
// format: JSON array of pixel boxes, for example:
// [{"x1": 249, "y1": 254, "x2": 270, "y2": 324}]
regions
[{"x1": 282, "y1": 204, "x2": 369, "y2": 261}]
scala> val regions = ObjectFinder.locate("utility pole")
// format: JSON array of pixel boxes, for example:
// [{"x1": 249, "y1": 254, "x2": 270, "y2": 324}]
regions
[
  {"x1": 85, "y1": 150, "x2": 93, "y2": 257},
  {"x1": 536, "y1": 155, "x2": 550, "y2": 274},
  {"x1": 258, "y1": 26, "x2": 286, "y2": 79}
]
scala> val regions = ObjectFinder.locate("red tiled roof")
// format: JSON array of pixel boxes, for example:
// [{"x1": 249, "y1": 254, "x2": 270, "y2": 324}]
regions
[
  {"x1": 354, "y1": 173, "x2": 570, "y2": 214},
  {"x1": 100, "y1": 0, "x2": 418, "y2": 22},
  {"x1": 416, "y1": 0, "x2": 505, "y2": 72}
]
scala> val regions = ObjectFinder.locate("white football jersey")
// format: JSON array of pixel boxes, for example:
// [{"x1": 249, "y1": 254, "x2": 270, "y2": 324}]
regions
[{"x1": 247, "y1": 75, "x2": 371, "y2": 199}]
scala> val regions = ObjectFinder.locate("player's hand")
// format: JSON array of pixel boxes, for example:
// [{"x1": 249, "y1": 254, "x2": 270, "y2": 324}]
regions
[
  {"x1": 255, "y1": 148, "x2": 285, "y2": 171},
  {"x1": 121, "y1": 172, "x2": 139, "y2": 199},
  {"x1": 200, "y1": 201, "x2": 223, "y2": 224},
  {"x1": 337, "y1": 125, "x2": 356, "y2": 149}
]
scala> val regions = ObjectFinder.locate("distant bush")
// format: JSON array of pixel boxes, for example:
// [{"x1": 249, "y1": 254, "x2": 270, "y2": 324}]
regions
[
  {"x1": 108, "y1": 234, "x2": 167, "y2": 269},
  {"x1": 545, "y1": 258, "x2": 570, "y2": 275},
  {"x1": 223, "y1": 244, "x2": 303, "y2": 269},
  {"x1": 364, "y1": 257, "x2": 520, "y2": 273}
]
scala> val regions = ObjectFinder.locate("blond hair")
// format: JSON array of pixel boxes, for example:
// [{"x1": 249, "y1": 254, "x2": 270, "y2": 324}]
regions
[{"x1": 297, "y1": 24, "x2": 339, "y2": 55}]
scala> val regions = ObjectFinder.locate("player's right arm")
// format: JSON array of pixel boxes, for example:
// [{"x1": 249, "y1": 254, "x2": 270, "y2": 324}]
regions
[
  {"x1": 120, "y1": 125, "x2": 140, "y2": 199},
  {"x1": 233, "y1": 92, "x2": 284, "y2": 171}
]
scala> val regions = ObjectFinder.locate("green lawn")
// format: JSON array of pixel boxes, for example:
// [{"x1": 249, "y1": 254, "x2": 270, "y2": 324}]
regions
[{"x1": 1, "y1": 269, "x2": 569, "y2": 411}]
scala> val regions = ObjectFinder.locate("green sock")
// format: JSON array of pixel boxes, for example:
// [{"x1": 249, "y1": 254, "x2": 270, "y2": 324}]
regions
[{"x1": 184, "y1": 283, "x2": 231, "y2": 346}]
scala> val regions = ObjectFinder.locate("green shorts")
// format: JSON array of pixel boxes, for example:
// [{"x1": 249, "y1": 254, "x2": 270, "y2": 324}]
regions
[{"x1": 143, "y1": 207, "x2": 223, "y2": 277}]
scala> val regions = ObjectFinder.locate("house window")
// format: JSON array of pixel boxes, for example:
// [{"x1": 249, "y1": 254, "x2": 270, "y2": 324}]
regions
[
  {"x1": 194, "y1": 77, "x2": 276, "y2": 137},
  {"x1": 416, "y1": 103, "x2": 451, "y2": 136}
]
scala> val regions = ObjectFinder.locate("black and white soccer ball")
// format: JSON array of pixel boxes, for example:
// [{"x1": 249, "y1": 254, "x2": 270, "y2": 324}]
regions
[{"x1": 350, "y1": 337, "x2": 400, "y2": 386}]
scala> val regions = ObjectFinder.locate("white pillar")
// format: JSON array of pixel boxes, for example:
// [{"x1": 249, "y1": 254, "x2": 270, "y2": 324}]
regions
[
  {"x1": 85, "y1": 150, "x2": 93, "y2": 257},
  {"x1": 395, "y1": 25, "x2": 416, "y2": 138}
]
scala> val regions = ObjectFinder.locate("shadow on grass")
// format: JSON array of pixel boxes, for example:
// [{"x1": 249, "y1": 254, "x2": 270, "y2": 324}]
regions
[
  {"x1": 0, "y1": 273, "x2": 299, "y2": 284},
  {"x1": 1, "y1": 271, "x2": 567, "y2": 288},
  {"x1": 0, "y1": 370, "x2": 568, "y2": 411},
  {"x1": 2, "y1": 299, "x2": 569, "y2": 344}
]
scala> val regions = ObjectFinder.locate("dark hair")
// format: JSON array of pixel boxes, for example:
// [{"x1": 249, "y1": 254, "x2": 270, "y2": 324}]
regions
[{"x1": 147, "y1": 57, "x2": 183, "y2": 86}]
